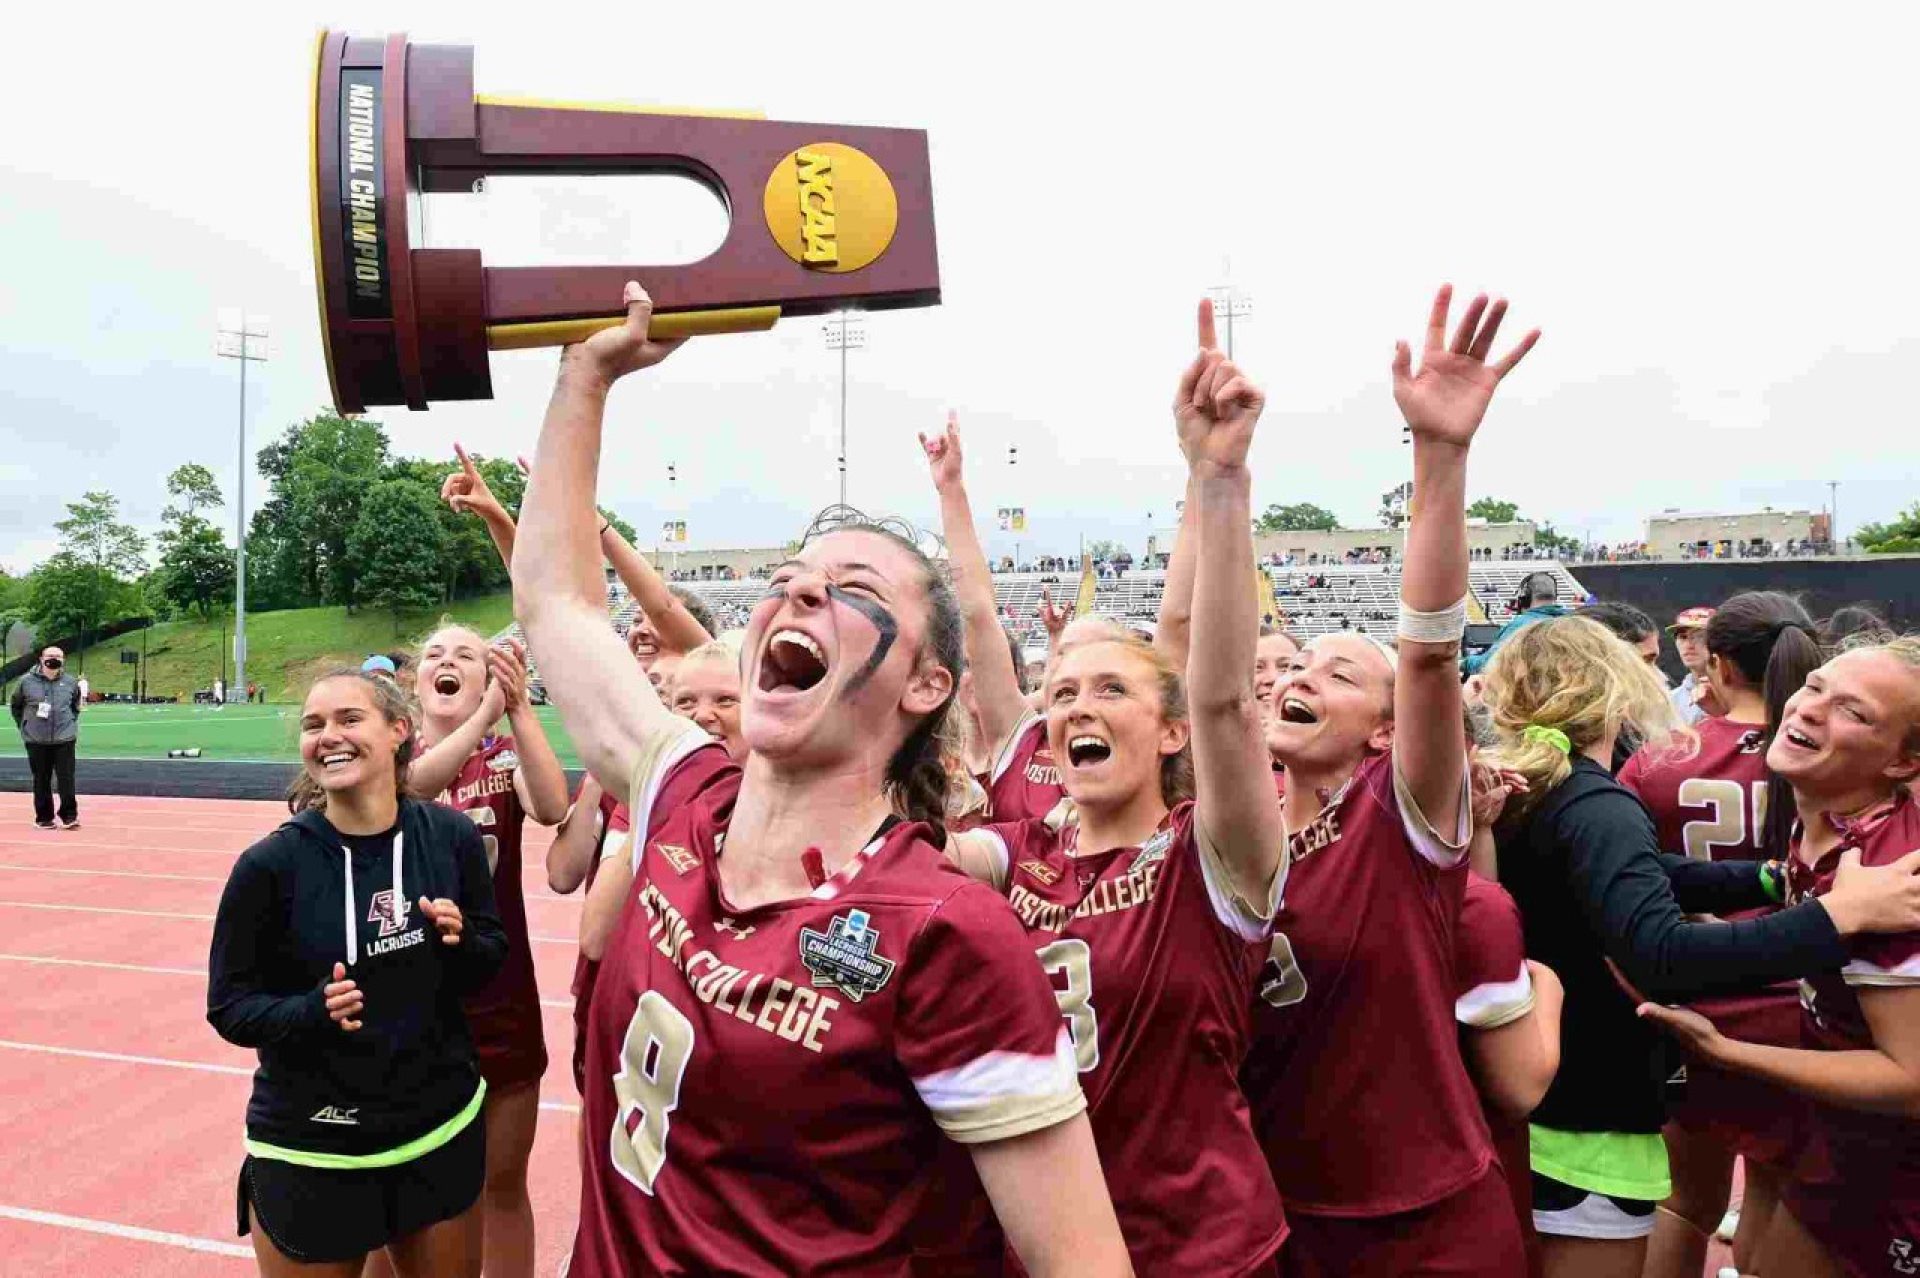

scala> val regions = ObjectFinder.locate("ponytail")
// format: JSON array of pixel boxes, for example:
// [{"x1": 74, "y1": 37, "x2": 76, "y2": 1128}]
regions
[{"x1": 1707, "y1": 593, "x2": 1819, "y2": 856}]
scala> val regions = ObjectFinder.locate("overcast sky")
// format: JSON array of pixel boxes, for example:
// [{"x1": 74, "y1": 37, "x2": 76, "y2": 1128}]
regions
[{"x1": 4, "y1": 2, "x2": 1917, "y2": 575}]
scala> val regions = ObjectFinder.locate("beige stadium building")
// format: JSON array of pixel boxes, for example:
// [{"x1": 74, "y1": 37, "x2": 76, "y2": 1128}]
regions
[
  {"x1": 1250, "y1": 519, "x2": 1540, "y2": 564},
  {"x1": 1643, "y1": 509, "x2": 1829, "y2": 558}
]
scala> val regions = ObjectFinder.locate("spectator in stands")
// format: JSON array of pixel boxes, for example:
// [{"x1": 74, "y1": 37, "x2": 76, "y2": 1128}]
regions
[
  {"x1": 1667, "y1": 606, "x2": 1715, "y2": 725},
  {"x1": 1462, "y1": 570, "x2": 1566, "y2": 676},
  {"x1": 12, "y1": 646, "x2": 82, "y2": 830}
]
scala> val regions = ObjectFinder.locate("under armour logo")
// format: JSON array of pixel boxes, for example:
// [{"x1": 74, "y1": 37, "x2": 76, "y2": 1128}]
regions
[{"x1": 715, "y1": 917, "x2": 755, "y2": 941}]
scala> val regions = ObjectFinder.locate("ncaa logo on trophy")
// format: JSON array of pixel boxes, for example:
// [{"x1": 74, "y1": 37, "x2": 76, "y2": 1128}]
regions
[{"x1": 310, "y1": 31, "x2": 940, "y2": 413}]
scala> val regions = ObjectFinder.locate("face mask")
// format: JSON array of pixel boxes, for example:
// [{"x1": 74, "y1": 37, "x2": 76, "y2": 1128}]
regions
[{"x1": 43, "y1": 661, "x2": 61, "y2": 671}]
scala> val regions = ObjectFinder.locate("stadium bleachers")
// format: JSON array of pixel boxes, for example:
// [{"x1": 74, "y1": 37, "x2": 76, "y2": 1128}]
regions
[{"x1": 505, "y1": 560, "x2": 1588, "y2": 695}]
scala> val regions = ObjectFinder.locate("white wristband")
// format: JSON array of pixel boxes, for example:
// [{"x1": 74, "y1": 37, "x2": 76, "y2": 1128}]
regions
[{"x1": 1398, "y1": 594, "x2": 1469, "y2": 644}]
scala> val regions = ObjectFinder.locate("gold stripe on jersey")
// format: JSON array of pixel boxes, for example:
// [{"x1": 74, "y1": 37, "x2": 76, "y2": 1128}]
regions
[
  {"x1": 639, "y1": 882, "x2": 840, "y2": 1053},
  {"x1": 934, "y1": 1081, "x2": 1088, "y2": 1146}
]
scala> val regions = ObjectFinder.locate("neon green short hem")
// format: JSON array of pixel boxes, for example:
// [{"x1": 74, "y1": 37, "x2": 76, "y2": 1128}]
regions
[
  {"x1": 245, "y1": 1078, "x2": 486, "y2": 1170},
  {"x1": 1529, "y1": 1123, "x2": 1671, "y2": 1201}
]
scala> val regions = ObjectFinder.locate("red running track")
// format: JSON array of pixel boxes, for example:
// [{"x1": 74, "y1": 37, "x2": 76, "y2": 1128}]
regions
[{"x1": 0, "y1": 795, "x2": 584, "y2": 1275}]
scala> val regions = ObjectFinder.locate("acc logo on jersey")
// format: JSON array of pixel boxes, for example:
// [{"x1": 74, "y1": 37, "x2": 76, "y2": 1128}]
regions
[
  {"x1": 367, "y1": 888, "x2": 410, "y2": 938},
  {"x1": 1017, "y1": 859, "x2": 1061, "y2": 885},
  {"x1": 486, "y1": 749, "x2": 520, "y2": 772},
  {"x1": 656, "y1": 843, "x2": 699, "y2": 875},
  {"x1": 798, "y1": 909, "x2": 897, "y2": 1002}
]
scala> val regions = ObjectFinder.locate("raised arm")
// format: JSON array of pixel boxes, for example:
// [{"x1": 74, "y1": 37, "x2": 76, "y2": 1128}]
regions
[
  {"x1": 511, "y1": 281, "x2": 687, "y2": 804},
  {"x1": 1152, "y1": 475, "x2": 1200, "y2": 671},
  {"x1": 599, "y1": 522, "x2": 713, "y2": 655},
  {"x1": 489, "y1": 638, "x2": 571, "y2": 825},
  {"x1": 920, "y1": 413, "x2": 1030, "y2": 751},
  {"x1": 1178, "y1": 299, "x2": 1284, "y2": 909},
  {"x1": 546, "y1": 776, "x2": 605, "y2": 895},
  {"x1": 1391, "y1": 286, "x2": 1539, "y2": 831},
  {"x1": 441, "y1": 442, "x2": 517, "y2": 569}
]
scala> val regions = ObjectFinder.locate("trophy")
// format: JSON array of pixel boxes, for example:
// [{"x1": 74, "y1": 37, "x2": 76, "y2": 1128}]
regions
[{"x1": 311, "y1": 31, "x2": 941, "y2": 412}]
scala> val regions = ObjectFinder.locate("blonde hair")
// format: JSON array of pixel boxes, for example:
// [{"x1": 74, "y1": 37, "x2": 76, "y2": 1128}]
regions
[
  {"x1": 1054, "y1": 634, "x2": 1195, "y2": 806},
  {"x1": 287, "y1": 669, "x2": 418, "y2": 814},
  {"x1": 1483, "y1": 616, "x2": 1693, "y2": 811},
  {"x1": 1864, "y1": 635, "x2": 1920, "y2": 754}
]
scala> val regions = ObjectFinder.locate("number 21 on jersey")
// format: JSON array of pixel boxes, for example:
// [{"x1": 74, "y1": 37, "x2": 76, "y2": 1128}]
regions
[{"x1": 1678, "y1": 778, "x2": 1768, "y2": 860}]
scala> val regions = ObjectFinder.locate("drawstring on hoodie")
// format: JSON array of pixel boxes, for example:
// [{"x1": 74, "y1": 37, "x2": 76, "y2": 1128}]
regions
[{"x1": 342, "y1": 831, "x2": 404, "y2": 968}]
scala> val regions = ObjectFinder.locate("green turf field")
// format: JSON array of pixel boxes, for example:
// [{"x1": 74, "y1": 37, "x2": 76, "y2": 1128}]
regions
[{"x1": 0, "y1": 702, "x2": 583, "y2": 768}]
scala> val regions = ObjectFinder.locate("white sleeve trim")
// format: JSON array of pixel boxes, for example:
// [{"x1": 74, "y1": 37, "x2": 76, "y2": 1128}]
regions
[
  {"x1": 625, "y1": 723, "x2": 715, "y2": 873},
  {"x1": 1392, "y1": 758, "x2": 1473, "y2": 869},
  {"x1": 1455, "y1": 964, "x2": 1535, "y2": 1028},
  {"x1": 988, "y1": 711, "x2": 1045, "y2": 785},
  {"x1": 1194, "y1": 817, "x2": 1281, "y2": 944},
  {"x1": 1842, "y1": 954, "x2": 1920, "y2": 986},
  {"x1": 913, "y1": 1028, "x2": 1087, "y2": 1144}
]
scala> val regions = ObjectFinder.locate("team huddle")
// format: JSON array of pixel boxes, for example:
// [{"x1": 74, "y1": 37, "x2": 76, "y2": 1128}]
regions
[{"x1": 206, "y1": 282, "x2": 1920, "y2": 1278}]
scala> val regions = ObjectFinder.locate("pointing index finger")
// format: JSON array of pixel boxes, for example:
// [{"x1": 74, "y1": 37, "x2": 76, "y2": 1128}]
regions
[
  {"x1": 1197, "y1": 298, "x2": 1218, "y2": 353},
  {"x1": 454, "y1": 442, "x2": 478, "y2": 478}
]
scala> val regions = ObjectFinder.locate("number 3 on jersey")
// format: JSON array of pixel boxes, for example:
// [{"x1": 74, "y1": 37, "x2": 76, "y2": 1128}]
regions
[
  {"x1": 1036, "y1": 939, "x2": 1100, "y2": 1072},
  {"x1": 1260, "y1": 933, "x2": 1308, "y2": 1008},
  {"x1": 611, "y1": 991, "x2": 695, "y2": 1195}
]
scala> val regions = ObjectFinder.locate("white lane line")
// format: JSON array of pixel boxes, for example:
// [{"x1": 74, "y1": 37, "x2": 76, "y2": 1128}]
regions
[
  {"x1": 0, "y1": 1203, "x2": 252, "y2": 1259},
  {"x1": 0, "y1": 953, "x2": 202, "y2": 976},
  {"x1": 0, "y1": 1040, "x2": 579, "y2": 1114},
  {"x1": 0, "y1": 953, "x2": 575, "y2": 1008},
  {"x1": 0, "y1": 1039, "x2": 252, "y2": 1075},
  {"x1": 0, "y1": 863, "x2": 226, "y2": 883},
  {"x1": 0, "y1": 900, "x2": 214, "y2": 921},
  {"x1": 0, "y1": 840, "x2": 253, "y2": 857}
]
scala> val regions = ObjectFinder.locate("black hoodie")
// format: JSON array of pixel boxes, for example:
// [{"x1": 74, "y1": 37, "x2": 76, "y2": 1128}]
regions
[{"x1": 207, "y1": 798, "x2": 507, "y2": 1159}]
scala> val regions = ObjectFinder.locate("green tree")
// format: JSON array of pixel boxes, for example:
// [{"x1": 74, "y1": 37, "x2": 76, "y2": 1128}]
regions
[
  {"x1": 163, "y1": 463, "x2": 225, "y2": 521},
  {"x1": 1857, "y1": 503, "x2": 1920, "y2": 554},
  {"x1": 347, "y1": 480, "x2": 448, "y2": 631},
  {"x1": 155, "y1": 513, "x2": 236, "y2": 619},
  {"x1": 1533, "y1": 523, "x2": 1582, "y2": 556},
  {"x1": 1467, "y1": 497, "x2": 1520, "y2": 524},
  {"x1": 1255, "y1": 502, "x2": 1340, "y2": 533},
  {"x1": 0, "y1": 572, "x2": 26, "y2": 661},
  {"x1": 26, "y1": 552, "x2": 115, "y2": 644},
  {"x1": 606, "y1": 511, "x2": 640, "y2": 545},
  {"x1": 1085, "y1": 539, "x2": 1123, "y2": 562},
  {"x1": 56, "y1": 491, "x2": 146, "y2": 579},
  {"x1": 251, "y1": 412, "x2": 392, "y2": 608},
  {"x1": 384, "y1": 454, "x2": 527, "y2": 602}
]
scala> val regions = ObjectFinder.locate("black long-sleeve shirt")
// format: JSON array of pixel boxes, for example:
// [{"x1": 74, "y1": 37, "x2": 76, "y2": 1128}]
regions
[
  {"x1": 207, "y1": 800, "x2": 506, "y2": 1158},
  {"x1": 1497, "y1": 756, "x2": 1847, "y2": 1134}
]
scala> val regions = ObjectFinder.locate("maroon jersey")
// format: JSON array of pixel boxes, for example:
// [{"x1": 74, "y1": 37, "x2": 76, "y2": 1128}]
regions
[
  {"x1": 1243, "y1": 752, "x2": 1499, "y2": 1218},
  {"x1": 985, "y1": 713, "x2": 1065, "y2": 822},
  {"x1": 570, "y1": 793, "x2": 630, "y2": 1094},
  {"x1": 572, "y1": 731, "x2": 1083, "y2": 1278},
  {"x1": 960, "y1": 804, "x2": 1287, "y2": 1274},
  {"x1": 438, "y1": 734, "x2": 548, "y2": 1089},
  {"x1": 1454, "y1": 874, "x2": 1538, "y2": 1266},
  {"x1": 1783, "y1": 793, "x2": 1920, "y2": 1272},
  {"x1": 1618, "y1": 715, "x2": 1772, "y2": 861},
  {"x1": 1620, "y1": 716, "x2": 1805, "y2": 1165}
]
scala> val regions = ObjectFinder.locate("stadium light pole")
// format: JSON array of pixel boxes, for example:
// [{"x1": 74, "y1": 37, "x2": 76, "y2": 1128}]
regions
[
  {"x1": 822, "y1": 313, "x2": 867, "y2": 507},
  {"x1": 1206, "y1": 284, "x2": 1254, "y2": 359},
  {"x1": 216, "y1": 311, "x2": 268, "y2": 705},
  {"x1": 1829, "y1": 480, "x2": 1840, "y2": 552}
]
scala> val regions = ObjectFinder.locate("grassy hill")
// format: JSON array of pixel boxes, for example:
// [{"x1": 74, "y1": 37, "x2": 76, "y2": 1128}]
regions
[{"x1": 62, "y1": 592, "x2": 516, "y2": 703}]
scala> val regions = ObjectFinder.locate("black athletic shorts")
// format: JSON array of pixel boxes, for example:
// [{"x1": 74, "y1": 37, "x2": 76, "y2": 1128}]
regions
[{"x1": 236, "y1": 1115, "x2": 485, "y2": 1263}]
